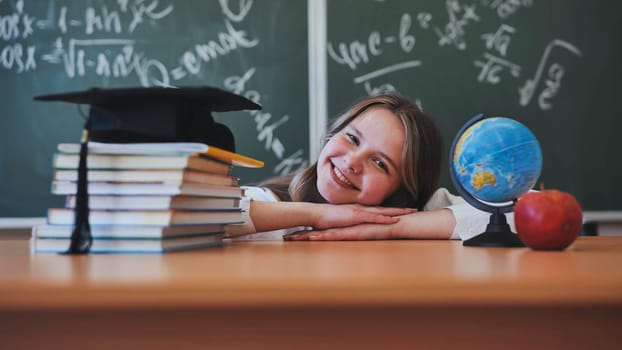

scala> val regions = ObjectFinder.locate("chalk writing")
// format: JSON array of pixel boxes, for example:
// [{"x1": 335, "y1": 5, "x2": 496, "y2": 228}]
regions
[
  {"x1": 172, "y1": 19, "x2": 258, "y2": 80},
  {"x1": 1, "y1": 1, "x2": 175, "y2": 82},
  {"x1": 1, "y1": 41, "x2": 35, "y2": 73},
  {"x1": 363, "y1": 81, "x2": 397, "y2": 96},
  {"x1": 354, "y1": 60, "x2": 422, "y2": 84},
  {"x1": 325, "y1": 0, "x2": 583, "y2": 115},
  {"x1": 126, "y1": 0, "x2": 174, "y2": 33},
  {"x1": 81, "y1": 2, "x2": 175, "y2": 35},
  {"x1": 475, "y1": 24, "x2": 521, "y2": 84},
  {"x1": 0, "y1": 0, "x2": 34, "y2": 40},
  {"x1": 1, "y1": 0, "x2": 303, "y2": 176},
  {"x1": 474, "y1": 53, "x2": 521, "y2": 84},
  {"x1": 225, "y1": 68, "x2": 308, "y2": 175},
  {"x1": 482, "y1": 0, "x2": 533, "y2": 19},
  {"x1": 435, "y1": 0, "x2": 480, "y2": 50},
  {"x1": 518, "y1": 39, "x2": 582, "y2": 110},
  {"x1": 1, "y1": 0, "x2": 36, "y2": 73},
  {"x1": 219, "y1": 0, "x2": 253, "y2": 23},
  {"x1": 398, "y1": 13, "x2": 416, "y2": 52},
  {"x1": 275, "y1": 149, "x2": 308, "y2": 176},
  {"x1": 537, "y1": 63, "x2": 564, "y2": 110},
  {"x1": 416, "y1": 12, "x2": 433, "y2": 29},
  {"x1": 327, "y1": 13, "x2": 418, "y2": 71},
  {"x1": 327, "y1": 31, "x2": 383, "y2": 71},
  {"x1": 327, "y1": 11, "x2": 426, "y2": 97},
  {"x1": 4, "y1": 0, "x2": 258, "y2": 85},
  {"x1": 481, "y1": 24, "x2": 515, "y2": 56},
  {"x1": 85, "y1": 6, "x2": 123, "y2": 34}
]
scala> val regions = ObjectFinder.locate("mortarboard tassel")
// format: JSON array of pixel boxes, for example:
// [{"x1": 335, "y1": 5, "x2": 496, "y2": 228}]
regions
[{"x1": 64, "y1": 130, "x2": 92, "y2": 254}]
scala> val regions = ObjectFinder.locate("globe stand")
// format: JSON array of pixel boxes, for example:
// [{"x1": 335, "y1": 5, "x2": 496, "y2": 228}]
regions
[
  {"x1": 463, "y1": 208, "x2": 525, "y2": 247},
  {"x1": 450, "y1": 114, "x2": 525, "y2": 248}
]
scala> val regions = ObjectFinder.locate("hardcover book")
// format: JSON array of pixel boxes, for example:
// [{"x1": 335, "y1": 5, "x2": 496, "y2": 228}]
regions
[
  {"x1": 33, "y1": 223, "x2": 226, "y2": 239},
  {"x1": 32, "y1": 234, "x2": 226, "y2": 253},
  {"x1": 53, "y1": 169, "x2": 239, "y2": 186},
  {"x1": 47, "y1": 208, "x2": 245, "y2": 226},
  {"x1": 52, "y1": 181, "x2": 244, "y2": 198},
  {"x1": 58, "y1": 142, "x2": 264, "y2": 168},
  {"x1": 53, "y1": 153, "x2": 232, "y2": 175},
  {"x1": 64, "y1": 195, "x2": 241, "y2": 211}
]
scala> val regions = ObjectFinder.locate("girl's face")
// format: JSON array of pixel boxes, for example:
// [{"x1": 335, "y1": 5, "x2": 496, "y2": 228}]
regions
[{"x1": 317, "y1": 107, "x2": 405, "y2": 205}]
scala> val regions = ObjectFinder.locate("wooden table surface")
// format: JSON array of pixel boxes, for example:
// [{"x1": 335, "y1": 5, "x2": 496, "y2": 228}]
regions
[{"x1": 1, "y1": 236, "x2": 621, "y2": 349}]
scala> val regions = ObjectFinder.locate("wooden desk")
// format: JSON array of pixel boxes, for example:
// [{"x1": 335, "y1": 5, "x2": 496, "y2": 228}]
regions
[{"x1": 1, "y1": 237, "x2": 621, "y2": 349}]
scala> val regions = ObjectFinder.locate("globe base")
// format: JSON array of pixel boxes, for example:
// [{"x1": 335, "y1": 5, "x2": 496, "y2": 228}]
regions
[{"x1": 463, "y1": 212, "x2": 525, "y2": 247}]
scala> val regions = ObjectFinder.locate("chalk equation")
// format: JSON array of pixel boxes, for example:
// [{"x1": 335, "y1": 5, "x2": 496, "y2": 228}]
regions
[
  {"x1": 2, "y1": 0, "x2": 306, "y2": 176},
  {"x1": 7, "y1": 1, "x2": 258, "y2": 87},
  {"x1": 1, "y1": 0, "x2": 36, "y2": 73},
  {"x1": 225, "y1": 68, "x2": 309, "y2": 175},
  {"x1": 327, "y1": 11, "x2": 426, "y2": 95},
  {"x1": 482, "y1": 0, "x2": 533, "y2": 19},
  {"x1": 327, "y1": 0, "x2": 582, "y2": 112},
  {"x1": 435, "y1": 0, "x2": 480, "y2": 51},
  {"x1": 475, "y1": 24, "x2": 521, "y2": 84},
  {"x1": 518, "y1": 39, "x2": 582, "y2": 110}
]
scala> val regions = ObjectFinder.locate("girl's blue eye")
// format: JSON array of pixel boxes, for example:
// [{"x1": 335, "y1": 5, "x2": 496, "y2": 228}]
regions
[
  {"x1": 346, "y1": 133, "x2": 359, "y2": 145},
  {"x1": 375, "y1": 159, "x2": 389, "y2": 173}
]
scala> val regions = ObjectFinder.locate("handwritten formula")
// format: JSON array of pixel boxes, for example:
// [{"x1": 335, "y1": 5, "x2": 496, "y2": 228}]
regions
[
  {"x1": 327, "y1": 0, "x2": 582, "y2": 112},
  {"x1": 1, "y1": 0, "x2": 308, "y2": 177}
]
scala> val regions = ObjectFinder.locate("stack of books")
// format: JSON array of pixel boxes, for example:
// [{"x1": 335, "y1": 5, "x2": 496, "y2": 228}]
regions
[{"x1": 32, "y1": 142, "x2": 258, "y2": 253}]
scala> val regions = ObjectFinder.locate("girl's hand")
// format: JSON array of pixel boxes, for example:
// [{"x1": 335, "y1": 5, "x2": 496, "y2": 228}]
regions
[
  {"x1": 310, "y1": 204, "x2": 415, "y2": 230},
  {"x1": 284, "y1": 208, "x2": 456, "y2": 241}
]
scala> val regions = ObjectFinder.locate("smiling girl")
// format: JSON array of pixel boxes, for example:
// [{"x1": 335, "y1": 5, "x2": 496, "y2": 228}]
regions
[{"x1": 226, "y1": 93, "x2": 498, "y2": 241}]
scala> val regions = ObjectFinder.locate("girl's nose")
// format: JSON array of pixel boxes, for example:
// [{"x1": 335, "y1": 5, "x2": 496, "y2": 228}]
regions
[{"x1": 344, "y1": 152, "x2": 363, "y2": 174}]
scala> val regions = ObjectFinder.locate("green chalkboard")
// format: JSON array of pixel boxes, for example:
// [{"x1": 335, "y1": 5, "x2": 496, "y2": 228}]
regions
[
  {"x1": 3, "y1": 0, "x2": 622, "y2": 217},
  {"x1": 327, "y1": 0, "x2": 622, "y2": 210},
  {"x1": 0, "y1": 0, "x2": 308, "y2": 216}
]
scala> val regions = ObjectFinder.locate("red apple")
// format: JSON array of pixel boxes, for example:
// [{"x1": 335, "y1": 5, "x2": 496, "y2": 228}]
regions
[{"x1": 514, "y1": 190, "x2": 583, "y2": 250}]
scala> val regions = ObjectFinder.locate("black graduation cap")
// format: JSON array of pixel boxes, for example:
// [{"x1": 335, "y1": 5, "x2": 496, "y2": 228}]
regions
[
  {"x1": 35, "y1": 86, "x2": 262, "y2": 254},
  {"x1": 36, "y1": 86, "x2": 261, "y2": 151}
]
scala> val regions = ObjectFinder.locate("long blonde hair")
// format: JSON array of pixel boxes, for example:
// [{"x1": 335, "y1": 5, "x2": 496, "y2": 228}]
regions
[{"x1": 260, "y1": 93, "x2": 442, "y2": 210}]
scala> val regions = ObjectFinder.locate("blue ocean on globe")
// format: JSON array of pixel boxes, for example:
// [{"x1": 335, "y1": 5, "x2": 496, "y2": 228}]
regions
[{"x1": 452, "y1": 117, "x2": 542, "y2": 203}]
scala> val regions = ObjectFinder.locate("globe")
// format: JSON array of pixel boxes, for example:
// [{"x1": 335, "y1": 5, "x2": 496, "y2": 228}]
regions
[
  {"x1": 449, "y1": 114, "x2": 542, "y2": 247},
  {"x1": 452, "y1": 116, "x2": 542, "y2": 204}
]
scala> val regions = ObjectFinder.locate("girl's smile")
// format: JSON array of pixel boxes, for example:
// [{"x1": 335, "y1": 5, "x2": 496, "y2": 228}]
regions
[
  {"x1": 330, "y1": 161, "x2": 359, "y2": 190},
  {"x1": 317, "y1": 106, "x2": 404, "y2": 205}
]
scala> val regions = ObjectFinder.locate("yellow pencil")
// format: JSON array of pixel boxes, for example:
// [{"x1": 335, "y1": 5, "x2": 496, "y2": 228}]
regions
[{"x1": 204, "y1": 146, "x2": 264, "y2": 168}]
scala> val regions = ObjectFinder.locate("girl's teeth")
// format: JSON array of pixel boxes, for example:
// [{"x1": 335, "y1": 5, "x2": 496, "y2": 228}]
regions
[{"x1": 334, "y1": 166, "x2": 352, "y2": 186}]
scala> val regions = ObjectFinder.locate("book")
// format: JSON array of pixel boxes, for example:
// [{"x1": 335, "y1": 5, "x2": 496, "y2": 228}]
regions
[
  {"x1": 58, "y1": 142, "x2": 264, "y2": 168},
  {"x1": 32, "y1": 234, "x2": 226, "y2": 253},
  {"x1": 64, "y1": 195, "x2": 241, "y2": 210},
  {"x1": 47, "y1": 208, "x2": 245, "y2": 226},
  {"x1": 33, "y1": 223, "x2": 225, "y2": 239},
  {"x1": 53, "y1": 169, "x2": 239, "y2": 186},
  {"x1": 53, "y1": 153, "x2": 231, "y2": 175},
  {"x1": 52, "y1": 181, "x2": 244, "y2": 198}
]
